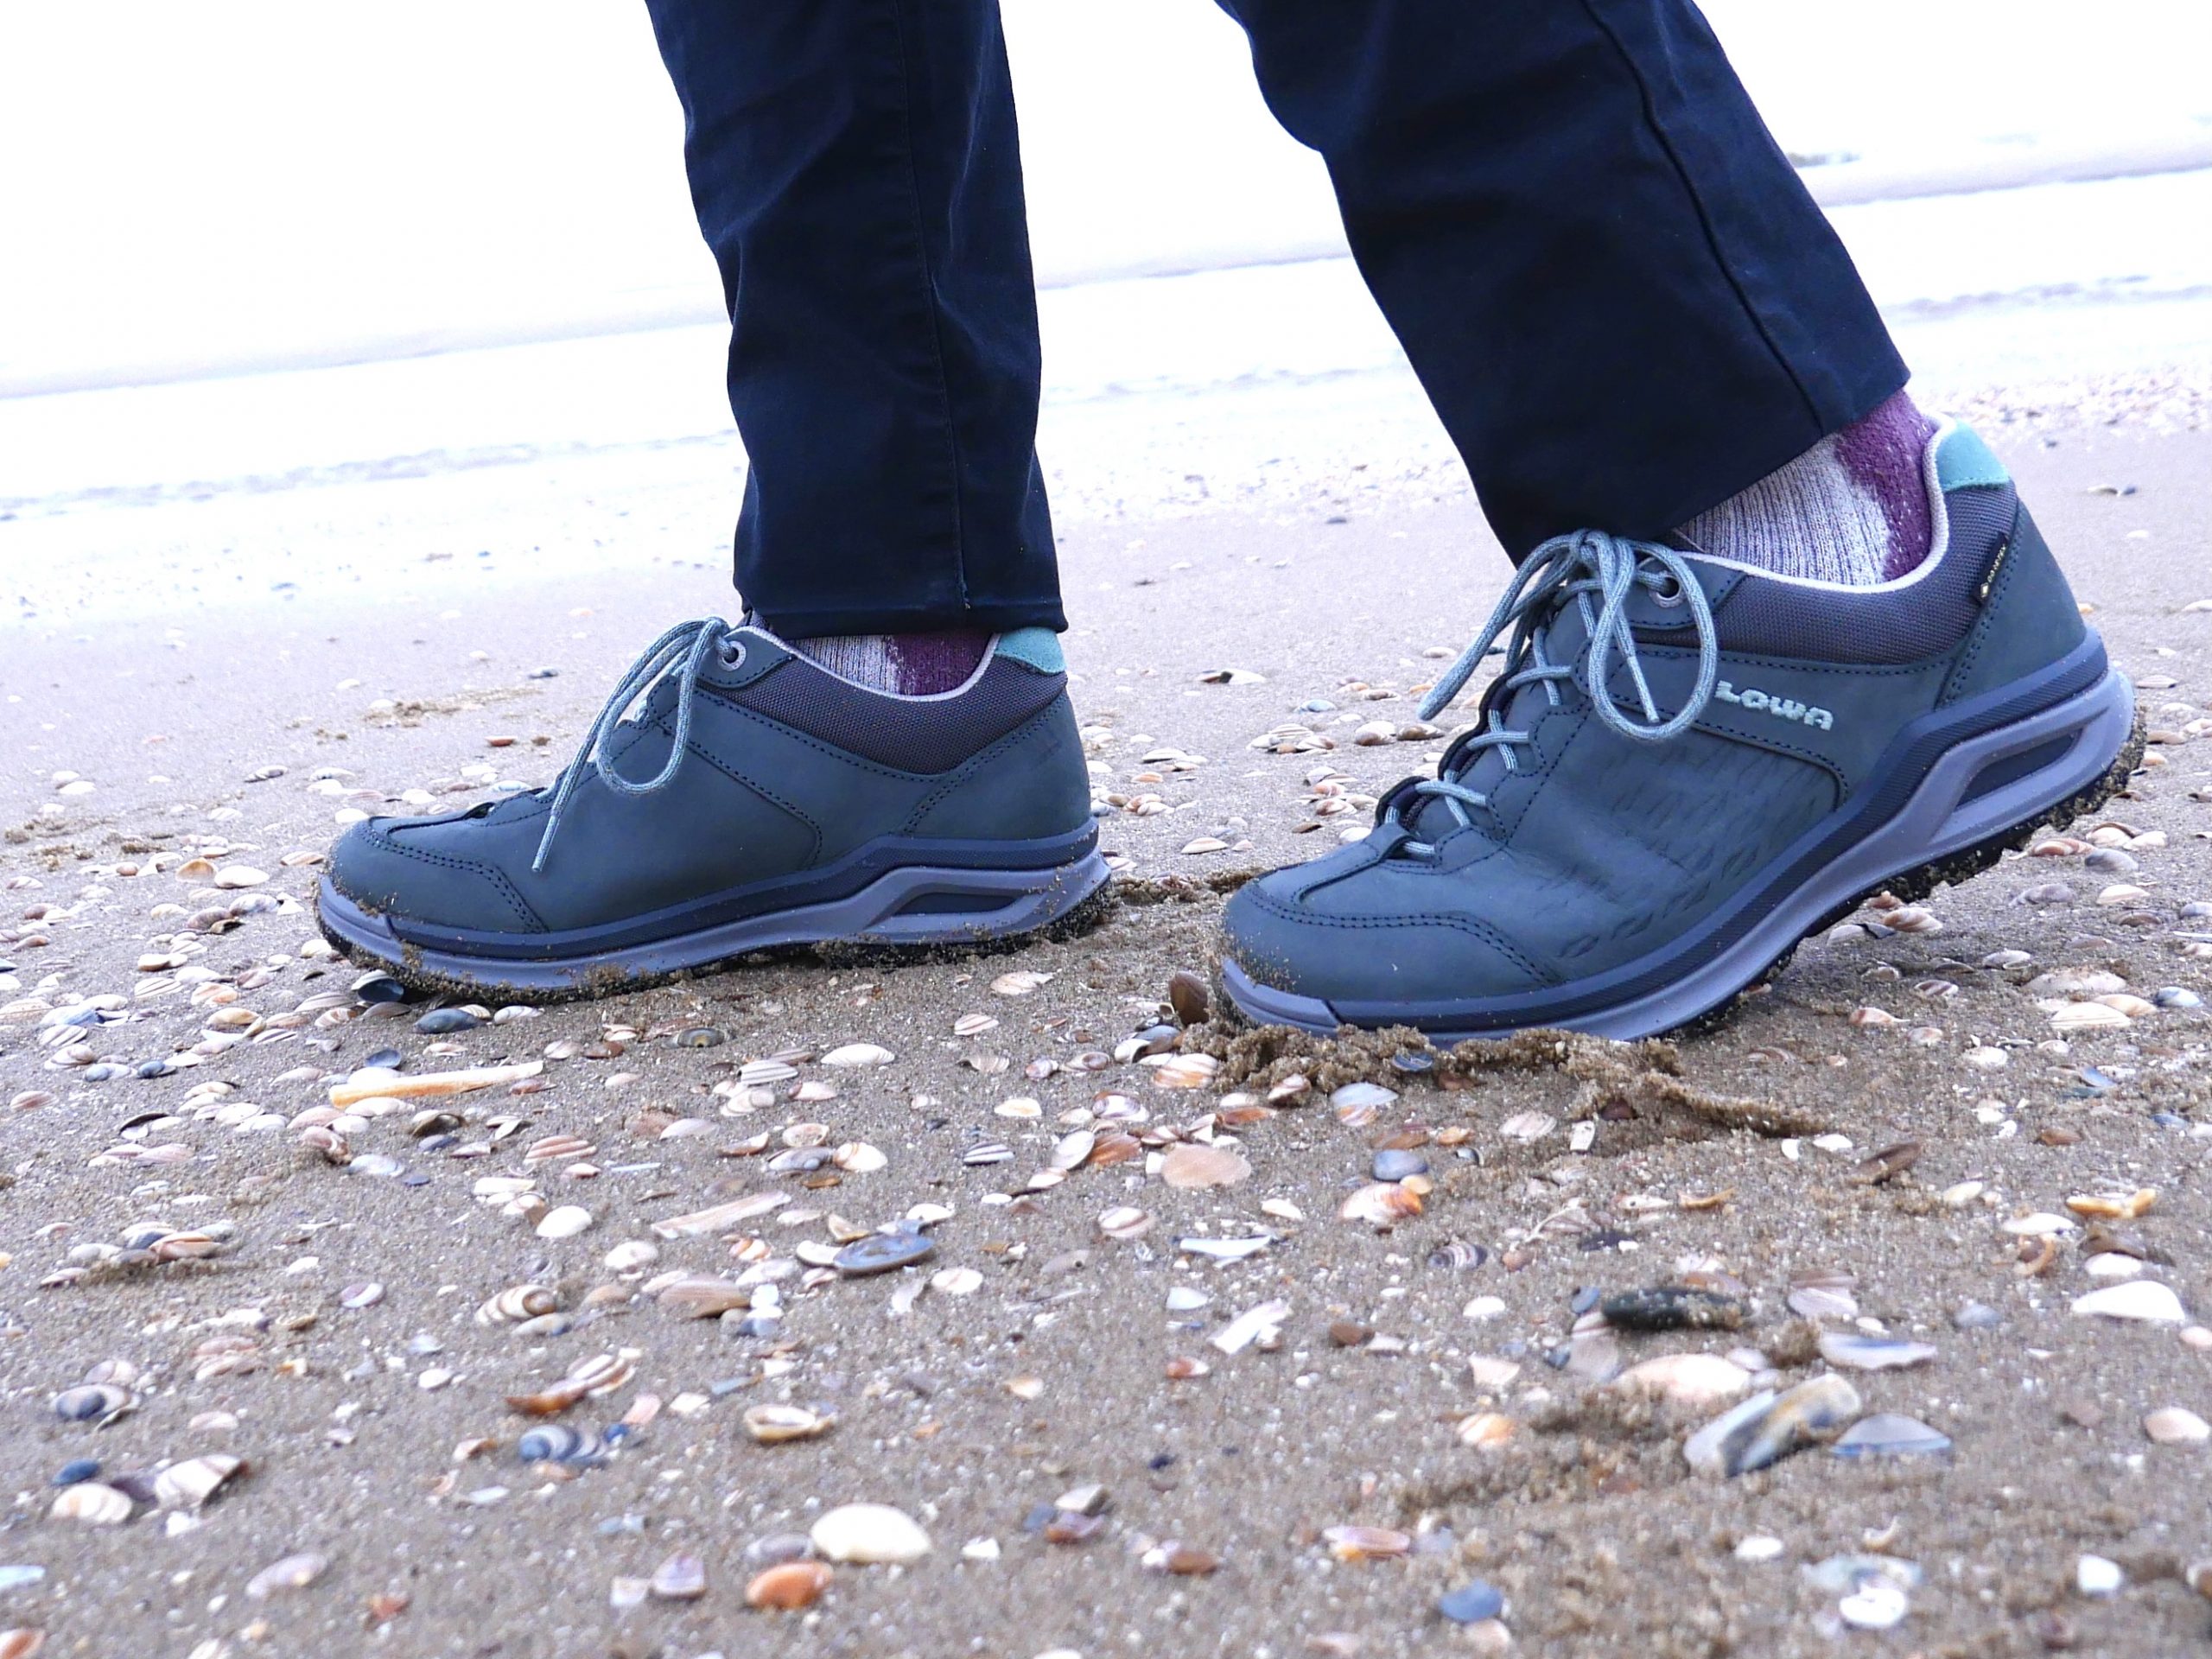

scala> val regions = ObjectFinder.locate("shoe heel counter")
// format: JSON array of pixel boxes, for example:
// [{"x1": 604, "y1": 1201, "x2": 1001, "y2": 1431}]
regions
[
  {"x1": 906, "y1": 690, "x2": 1093, "y2": 842},
  {"x1": 1939, "y1": 499, "x2": 2090, "y2": 707}
]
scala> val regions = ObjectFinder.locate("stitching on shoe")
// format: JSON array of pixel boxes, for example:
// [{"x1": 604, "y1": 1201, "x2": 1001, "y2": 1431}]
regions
[
  {"x1": 902, "y1": 700, "x2": 1068, "y2": 830},
  {"x1": 1238, "y1": 883, "x2": 1554, "y2": 985},
  {"x1": 358, "y1": 828, "x2": 546, "y2": 932}
]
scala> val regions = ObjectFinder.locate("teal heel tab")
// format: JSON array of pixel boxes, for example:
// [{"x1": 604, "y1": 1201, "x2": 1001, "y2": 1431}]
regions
[
  {"x1": 994, "y1": 627, "x2": 1065, "y2": 673},
  {"x1": 1935, "y1": 423, "x2": 2009, "y2": 493}
]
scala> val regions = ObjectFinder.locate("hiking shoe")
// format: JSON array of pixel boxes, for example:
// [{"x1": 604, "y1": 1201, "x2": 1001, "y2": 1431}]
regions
[
  {"x1": 1220, "y1": 421, "x2": 2139, "y2": 1039},
  {"x1": 316, "y1": 621, "x2": 1104, "y2": 996}
]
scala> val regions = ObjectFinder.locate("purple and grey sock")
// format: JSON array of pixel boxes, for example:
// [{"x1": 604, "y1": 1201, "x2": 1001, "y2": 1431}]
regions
[
  {"x1": 789, "y1": 630, "x2": 994, "y2": 695},
  {"x1": 1680, "y1": 390, "x2": 1940, "y2": 584}
]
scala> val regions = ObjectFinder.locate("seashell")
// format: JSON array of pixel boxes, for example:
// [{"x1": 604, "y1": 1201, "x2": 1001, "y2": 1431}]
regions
[
  {"x1": 1611, "y1": 1353, "x2": 1751, "y2": 1410},
  {"x1": 651, "y1": 1192, "x2": 789, "y2": 1238},
  {"x1": 1455, "y1": 1411, "x2": 1516, "y2": 1449},
  {"x1": 1097, "y1": 1206, "x2": 1154, "y2": 1241},
  {"x1": 2066, "y1": 1189, "x2": 2157, "y2": 1220},
  {"x1": 1329, "y1": 1082, "x2": 1398, "y2": 1112},
  {"x1": 52, "y1": 1384, "x2": 131, "y2": 1425},
  {"x1": 50, "y1": 1483, "x2": 132, "y2": 1526},
  {"x1": 1817, "y1": 1332, "x2": 1939, "y2": 1371},
  {"x1": 1179, "y1": 1234, "x2": 1271, "y2": 1261},
  {"x1": 150, "y1": 1232, "x2": 222, "y2": 1261},
  {"x1": 929, "y1": 1267, "x2": 982, "y2": 1297},
  {"x1": 1599, "y1": 1287, "x2": 1745, "y2": 1332},
  {"x1": 2145, "y1": 1408, "x2": 2211, "y2": 1446},
  {"x1": 1148, "y1": 1053, "x2": 1220, "y2": 1090},
  {"x1": 831, "y1": 1231, "x2": 935, "y2": 1276},
  {"x1": 810, "y1": 1503, "x2": 932, "y2": 1565},
  {"x1": 656, "y1": 1276, "x2": 751, "y2": 1319},
  {"x1": 1884, "y1": 905, "x2": 1941, "y2": 933},
  {"x1": 833, "y1": 1142, "x2": 886, "y2": 1173},
  {"x1": 505, "y1": 1353, "x2": 633, "y2": 1416},
  {"x1": 650, "y1": 1553, "x2": 707, "y2": 1601},
  {"x1": 81, "y1": 1359, "x2": 142, "y2": 1389},
  {"x1": 2072, "y1": 1281, "x2": 2186, "y2": 1323},
  {"x1": 517, "y1": 1424, "x2": 603, "y2": 1465},
  {"x1": 747, "y1": 1560, "x2": 832, "y2": 1610},
  {"x1": 475, "y1": 1286, "x2": 560, "y2": 1326},
  {"x1": 0, "y1": 1628, "x2": 46, "y2": 1658},
  {"x1": 1159, "y1": 1145, "x2": 1250, "y2": 1189},
  {"x1": 524, "y1": 1135, "x2": 594, "y2": 1163},
  {"x1": 1785, "y1": 1269, "x2": 1857, "y2": 1322},
  {"x1": 603, "y1": 1240, "x2": 658, "y2": 1271},
  {"x1": 154, "y1": 1453, "x2": 244, "y2": 1510},
  {"x1": 820, "y1": 1043, "x2": 894, "y2": 1068},
  {"x1": 2094, "y1": 883, "x2": 2151, "y2": 906},
  {"x1": 1339, "y1": 1182, "x2": 1421, "y2": 1229},
  {"x1": 744, "y1": 1403, "x2": 834, "y2": 1444},
  {"x1": 327, "y1": 1059, "x2": 541, "y2": 1108},
  {"x1": 1848, "y1": 1006, "x2": 1900, "y2": 1027},
  {"x1": 1497, "y1": 1110, "x2": 1554, "y2": 1141},
  {"x1": 1208, "y1": 1298, "x2": 1290, "y2": 1355},
  {"x1": 1832, "y1": 1412, "x2": 1951, "y2": 1459},
  {"x1": 1684, "y1": 1373, "x2": 1861, "y2": 1477},
  {"x1": 1323, "y1": 1525, "x2": 1412, "y2": 1562},
  {"x1": 535, "y1": 1205, "x2": 594, "y2": 1239},
  {"x1": 990, "y1": 970, "x2": 1052, "y2": 996}
]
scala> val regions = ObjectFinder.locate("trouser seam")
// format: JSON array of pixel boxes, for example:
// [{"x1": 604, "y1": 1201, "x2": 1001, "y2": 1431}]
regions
[
  {"x1": 1570, "y1": 0, "x2": 1826, "y2": 434},
  {"x1": 885, "y1": 0, "x2": 973, "y2": 612}
]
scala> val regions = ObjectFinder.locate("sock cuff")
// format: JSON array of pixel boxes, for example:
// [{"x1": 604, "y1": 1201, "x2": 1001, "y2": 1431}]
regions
[{"x1": 993, "y1": 627, "x2": 1065, "y2": 673}]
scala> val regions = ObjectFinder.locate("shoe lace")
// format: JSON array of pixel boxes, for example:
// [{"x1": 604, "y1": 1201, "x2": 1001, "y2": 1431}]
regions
[
  {"x1": 1394, "y1": 530, "x2": 1719, "y2": 842},
  {"x1": 531, "y1": 617, "x2": 742, "y2": 873}
]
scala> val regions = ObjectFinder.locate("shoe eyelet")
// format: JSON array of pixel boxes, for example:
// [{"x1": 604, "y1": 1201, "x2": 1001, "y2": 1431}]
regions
[
  {"x1": 716, "y1": 639, "x2": 747, "y2": 671},
  {"x1": 1649, "y1": 576, "x2": 1688, "y2": 609}
]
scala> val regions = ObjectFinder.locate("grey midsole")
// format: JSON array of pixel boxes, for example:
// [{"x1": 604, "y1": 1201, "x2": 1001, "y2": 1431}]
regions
[
  {"x1": 318, "y1": 850, "x2": 1112, "y2": 993},
  {"x1": 1224, "y1": 668, "x2": 2137, "y2": 1042}
]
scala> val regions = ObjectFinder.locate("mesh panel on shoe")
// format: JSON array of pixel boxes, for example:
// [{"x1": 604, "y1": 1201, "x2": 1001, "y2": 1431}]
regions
[
  {"x1": 721, "y1": 654, "x2": 1065, "y2": 774},
  {"x1": 1704, "y1": 484, "x2": 2013, "y2": 664}
]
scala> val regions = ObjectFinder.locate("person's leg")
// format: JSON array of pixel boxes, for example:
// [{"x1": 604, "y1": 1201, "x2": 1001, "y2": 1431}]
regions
[
  {"x1": 317, "y1": 0, "x2": 1104, "y2": 989},
  {"x1": 1215, "y1": 0, "x2": 1910, "y2": 563},
  {"x1": 641, "y1": 0, "x2": 1061, "y2": 685},
  {"x1": 1215, "y1": 1, "x2": 2139, "y2": 1039}
]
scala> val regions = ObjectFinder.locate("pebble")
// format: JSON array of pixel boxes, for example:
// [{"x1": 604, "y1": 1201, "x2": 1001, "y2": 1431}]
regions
[
  {"x1": 52, "y1": 1459, "x2": 100, "y2": 1486},
  {"x1": 833, "y1": 1231, "x2": 936, "y2": 1276},
  {"x1": 1833, "y1": 1413, "x2": 1952, "y2": 1459},
  {"x1": 810, "y1": 1503, "x2": 931, "y2": 1565},
  {"x1": 1370, "y1": 1148, "x2": 1428, "y2": 1182},
  {"x1": 1438, "y1": 1580, "x2": 1506, "y2": 1624},
  {"x1": 1685, "y1": 1374, "x2": 1861, "y2": 1477},
  {"x1": 1734, "y1": 1536, "x2": 1784, "y2": 1563}
]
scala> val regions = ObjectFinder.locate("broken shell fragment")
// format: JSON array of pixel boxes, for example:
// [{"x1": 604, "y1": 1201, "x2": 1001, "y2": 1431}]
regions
[
  {"x1": 153, "y1": 1454, "x2": 245, "y2": 1510},
  {"x1": 747, "y1": 1560, "x2": 832, "y2": 1611},
  {"x1": 1685, "y1": 1373, "x2": 1861, "y2": 1477},
  {"x1": 743, "y1": 1404, "x2": 834, "y2": 1444},
  {"x1": 1323, "y1": 1525, "x2": 1412, "y2": 1562}
]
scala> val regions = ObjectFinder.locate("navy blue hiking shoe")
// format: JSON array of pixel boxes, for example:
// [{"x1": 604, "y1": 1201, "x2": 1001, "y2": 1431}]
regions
[
  {"x1": 317, "y1": 621, "x2": 1105, "y2": 996},
  {"x1": 1220, "y1": 422, "x2": 2139, "y2": 1040}
]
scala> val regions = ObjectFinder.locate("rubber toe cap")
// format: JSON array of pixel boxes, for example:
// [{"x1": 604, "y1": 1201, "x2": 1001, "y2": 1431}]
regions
[{"x1": 326, "y1": 814, "x2": 546, "y2": 936}]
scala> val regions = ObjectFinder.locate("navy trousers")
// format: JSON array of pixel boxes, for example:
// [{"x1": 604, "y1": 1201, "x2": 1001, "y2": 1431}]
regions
[{"x1": 641, "y1": 0, "x2": 1905, "y2": 638}]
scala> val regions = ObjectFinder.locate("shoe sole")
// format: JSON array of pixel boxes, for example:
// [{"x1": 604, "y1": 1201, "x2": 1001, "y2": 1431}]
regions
[
  {"x1": 1221, "y1": 664, "x2": 2139, "y2": 1042},
  {"x1": 316, "y1": 846, "x2": 1113, "y2": 1001}
]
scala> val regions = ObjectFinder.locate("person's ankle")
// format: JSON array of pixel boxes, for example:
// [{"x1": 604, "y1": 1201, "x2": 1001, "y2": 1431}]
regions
[
  {"x1": 1680, "y1": 389, "x2": 1938, "y2": 584},
  {"x1": 787, "y1": 629, "x2": 994, "y2": 695}
]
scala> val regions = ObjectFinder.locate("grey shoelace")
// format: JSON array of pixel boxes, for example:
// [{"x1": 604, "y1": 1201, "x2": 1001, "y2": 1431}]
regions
[
  {"x1": 531, "y1": 618, "x2": 741, "y2": 872},
  {"x1": 1402, "y1": 530, "x2": 1719, "y2": 838}
]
